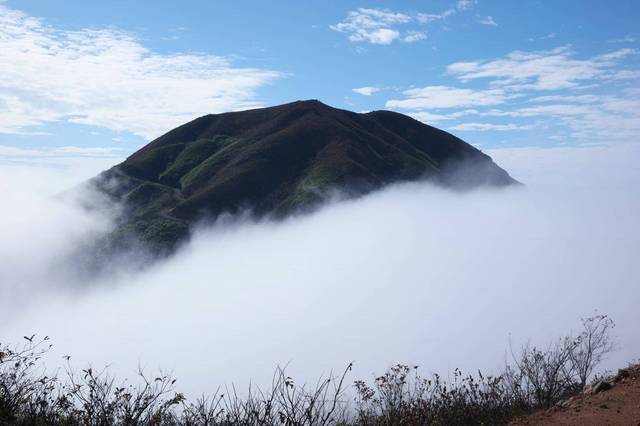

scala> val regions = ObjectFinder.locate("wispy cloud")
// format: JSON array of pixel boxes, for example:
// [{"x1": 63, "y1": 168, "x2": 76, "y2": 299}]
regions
[
  {"x1": 456, "y1": 0, "x2": 476, "y2": 11},
  {"x1": 478, "y1": 16, "x2": 498, "y2": 26},
  {"x1": 162, "y1": 26, "x2": 187, "y2": 41},
  {"x1": 385, "y1": 45, "x2": 640, "y2": 143},
  {"x1": 0, "y1": 145, "x2": 124, "y2": 157},
  {"x1": 0, "y1": 5, "x2": 282, "y2": 140},
  {"x1": 352, "y1": 86, "x2": 381, "y2": 96},
  {"x1": 449, "y1": 122, "x2": 532, "y2": 131},
  {"x1": 403, "y1": 31, "x2": 427, "y2": 43},
  {"x1": 330, "y1": 8, "x2": 410, "y2": 45},
  {"x1": 386, "y1": 86, "x2": 507, "y2": 109},
  {"x1": 444, "y1": 46, "x2": 640, "y2": 141},
  {"x1": 416, "y1": 10, "x2": 456, "y2": 24},
  {"x1": 447, "y1": 46, "x2": 637, "y2": 90},
  {"x1": 529, "y1": 33, "x2": 557, "y2": 42},
  {"x1": 608, "y1": 34, "x2": 637, "y2": 43},
  {"x1": 483, "y1": 89, "x2": 640, "y2": 142},
  {"x1": 331, "y1": 3, "x2": 475, "y2": 46},
  {"x1": 407, "y1": 109, "x2": 479, "y2": 123}
]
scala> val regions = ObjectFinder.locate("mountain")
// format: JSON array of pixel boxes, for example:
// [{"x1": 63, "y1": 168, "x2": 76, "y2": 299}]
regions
[{"x1": 90, "y1": 100, "x2": 518, "y2": 254}]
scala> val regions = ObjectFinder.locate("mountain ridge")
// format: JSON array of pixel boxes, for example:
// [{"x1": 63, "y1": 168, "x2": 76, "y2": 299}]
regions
[{"x1": 89, "y1": 99, "x2": 518, "y2": 254}]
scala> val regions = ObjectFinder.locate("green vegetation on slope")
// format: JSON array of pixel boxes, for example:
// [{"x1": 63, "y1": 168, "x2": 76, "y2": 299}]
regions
[{"x1": 158, "y1": 136, "x2": 238, "y2": 188}]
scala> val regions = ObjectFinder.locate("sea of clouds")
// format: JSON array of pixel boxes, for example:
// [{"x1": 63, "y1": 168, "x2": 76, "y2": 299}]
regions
[{"x1": 1, "y1": 143, "x2": 639, "y2": 398}]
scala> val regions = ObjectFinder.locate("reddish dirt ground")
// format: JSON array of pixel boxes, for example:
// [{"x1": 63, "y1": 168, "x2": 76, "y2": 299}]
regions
[{"x1": 510, "y1": 364, "x2": 640, "y2": 426}]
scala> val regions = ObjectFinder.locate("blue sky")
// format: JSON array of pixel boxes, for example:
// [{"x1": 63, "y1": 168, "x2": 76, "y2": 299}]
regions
[{"x1": 0, "y1": 0, "x2": 638, "y2": 161}]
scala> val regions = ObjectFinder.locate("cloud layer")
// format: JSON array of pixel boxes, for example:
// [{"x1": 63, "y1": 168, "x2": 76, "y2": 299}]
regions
[
  {"x1": 1, "y1": 143, "x2": 639, "y2": 398},
  {"x1": 0, "y1": 5, "x2": 282, "y2": 139}
]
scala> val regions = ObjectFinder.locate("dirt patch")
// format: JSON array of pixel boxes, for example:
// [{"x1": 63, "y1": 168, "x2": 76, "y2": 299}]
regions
[{"x1": 511, "y1": 364, "x2": 640, "y2": 426}]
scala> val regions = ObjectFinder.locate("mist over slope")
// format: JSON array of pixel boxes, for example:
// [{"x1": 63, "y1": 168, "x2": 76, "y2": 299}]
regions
[
  {"x1": 90, "y1": 100, "x2": 516, "y2": 255},
  {"x1": 1, "y1": 143, "x2": 639, "y2": 399}
]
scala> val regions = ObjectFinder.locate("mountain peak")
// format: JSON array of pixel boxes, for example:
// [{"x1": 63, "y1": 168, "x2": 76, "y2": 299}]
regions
[
  {"x1": 90, "y1": 101, "x2": 518, "y2": 254},
  {"x1": 290, "y1": 99, "x2": 327, "y2": 106}
]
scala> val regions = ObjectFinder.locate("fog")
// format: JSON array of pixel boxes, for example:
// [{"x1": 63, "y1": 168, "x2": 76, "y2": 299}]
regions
[{"x1": 1, "y1": 144, "x2": 639, "y2": 398}]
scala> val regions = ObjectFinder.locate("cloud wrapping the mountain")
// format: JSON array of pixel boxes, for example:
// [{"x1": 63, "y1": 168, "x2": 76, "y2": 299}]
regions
[
  {"x1": 0, "y1": 143, "x2": 639, "y2": 398},
  {"x1": 0, "y1": 164, "x2": 114, "y2": 308}
]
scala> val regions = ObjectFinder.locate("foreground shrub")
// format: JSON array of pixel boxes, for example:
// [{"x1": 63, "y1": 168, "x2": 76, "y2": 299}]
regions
[
  {"x1": 503, "y1": 314, "x2": 615, "y2": 409},
  {"x1": 0, "y1": 315, "x2": 614, "y2": 425},
  {"x1": 353, "y1": 365, "x2": 525, "y2": 425}
]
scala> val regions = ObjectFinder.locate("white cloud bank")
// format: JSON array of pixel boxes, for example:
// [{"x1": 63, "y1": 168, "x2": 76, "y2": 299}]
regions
[
  {"x1": 1, "y1": 143, "x2": 639, "y2": 398},
  {"x1": 0, "y1": 5, "x2": 282, "y2": 140}
]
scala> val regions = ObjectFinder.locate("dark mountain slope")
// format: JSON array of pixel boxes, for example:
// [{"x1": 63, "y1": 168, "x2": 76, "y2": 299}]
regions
[{"x1": 90, "y1": 100, "x2": 517, "y2": 254}]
